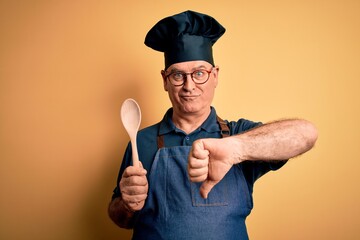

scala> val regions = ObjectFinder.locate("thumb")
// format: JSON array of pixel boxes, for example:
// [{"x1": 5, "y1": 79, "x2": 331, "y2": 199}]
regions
[
  {"x1": 200, "y1": 180, "x2": 218, "y2": 199},
  {"x1": 137, "y1": 161, "x2": 147, "y2": 175}
]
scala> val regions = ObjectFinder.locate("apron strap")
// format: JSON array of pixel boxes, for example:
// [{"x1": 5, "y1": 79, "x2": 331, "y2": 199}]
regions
[
  {"x1": 157, "y1": 134, "x2": 165, "y2": 149},
  {"x1": 157, "y1": 115, "x2": 230, "y2": 149},
  {"x1": 216, "y1": 115, "x2": 230, "y2": 138}
]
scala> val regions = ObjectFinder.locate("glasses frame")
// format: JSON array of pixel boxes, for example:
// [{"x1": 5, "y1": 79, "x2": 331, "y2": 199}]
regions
[{"x1": 164, "y1": 68, "x2": 214, "y2": 86}]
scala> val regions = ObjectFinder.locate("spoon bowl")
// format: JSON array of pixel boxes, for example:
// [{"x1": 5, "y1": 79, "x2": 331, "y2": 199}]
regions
[{"x1": 121, "y1": 98, "x2": 142, "y2": 166}]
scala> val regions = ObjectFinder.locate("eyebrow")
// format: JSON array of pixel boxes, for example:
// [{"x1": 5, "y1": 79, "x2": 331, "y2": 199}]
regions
[{"x1": 168, "y1": 65, "x2": 208, "y2": 73}]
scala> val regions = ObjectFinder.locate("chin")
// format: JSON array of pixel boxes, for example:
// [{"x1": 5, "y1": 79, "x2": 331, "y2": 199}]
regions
[
  {"x1": 181, "y1": 106, "x2": 196, "y2": 113},
  {"x1": 181, "y1": 103, "x2": 207, "y2": 114}
]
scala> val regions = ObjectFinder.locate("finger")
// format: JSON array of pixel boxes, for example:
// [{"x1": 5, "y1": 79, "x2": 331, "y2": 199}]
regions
[
  {"x1": 188, "y1": 166, "x2": 208, "y2": 179},
  {"x1": 127, "y1": 199, "x2": 146, "y2": 211},
  {"x1": 188, "y1": 156, "x2": 209, "y2": 169},
  {"x1": 189, "y1": 174, "x2": 207, "y2": 183},
  {"x1": 122, "y1": 166, "x2": 147, "y2": 178},
  {"x1": 200, "y1": 179, "x2": 218, "y2": 199},
  {"x1": 121, "y1": 175, "x2": 148, "y2": 187},
  {"x1": 122, "y1": 185, "x2": 148, "y2": 195},
  {"x1": 122, "y1": 193, "x2": 148, "y2": 203}
]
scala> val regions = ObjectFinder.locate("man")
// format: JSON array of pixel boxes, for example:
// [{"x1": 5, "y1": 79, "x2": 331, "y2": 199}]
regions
[{"x1": 108, "y1": 10, "x2": 318, "y2": 240}]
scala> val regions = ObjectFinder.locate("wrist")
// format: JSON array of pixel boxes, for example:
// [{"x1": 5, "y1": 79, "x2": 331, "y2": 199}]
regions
[
  {"x1": 108, "y1": 197, "x2": 135, "y2": 229},
  {"x1": 230, "y1": 136, "x2": 246, "y2": 164}
]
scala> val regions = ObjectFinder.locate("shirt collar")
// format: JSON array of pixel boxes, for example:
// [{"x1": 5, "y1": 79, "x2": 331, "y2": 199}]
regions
[{"x1": 158, "y1": 107, "x2": 220, "y2": 136}]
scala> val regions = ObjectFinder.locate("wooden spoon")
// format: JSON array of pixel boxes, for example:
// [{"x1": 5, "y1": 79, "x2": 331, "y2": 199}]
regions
[{"x1": 120, "y1": 98, "x2": 141, "y2": 166}]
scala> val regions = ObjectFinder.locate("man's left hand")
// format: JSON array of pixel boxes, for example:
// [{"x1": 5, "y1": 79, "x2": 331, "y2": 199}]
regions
[{"x1": 187, "y1": 138, "x2": 235, "y2": 199}]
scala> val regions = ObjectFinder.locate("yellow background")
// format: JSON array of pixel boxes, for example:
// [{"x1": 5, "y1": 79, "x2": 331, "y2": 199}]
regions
[{"x1": 1, "y1": 0, "x2": 359, "y2": 239}]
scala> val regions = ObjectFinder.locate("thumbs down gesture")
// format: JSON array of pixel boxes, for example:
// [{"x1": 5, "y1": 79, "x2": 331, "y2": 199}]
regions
[{"x1": 187, "y1": 138, "x2": 236, "y2": 199}]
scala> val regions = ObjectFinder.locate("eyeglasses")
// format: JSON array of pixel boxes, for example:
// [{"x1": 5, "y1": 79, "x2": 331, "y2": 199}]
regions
[{"x1": 164, "y1": 68, "x2": 214, "y2": 86}]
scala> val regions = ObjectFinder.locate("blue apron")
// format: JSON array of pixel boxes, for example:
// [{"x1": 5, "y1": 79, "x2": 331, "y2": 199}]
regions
[{"x1": 133, "y1": 118, "x2": 253, "y2": 240}]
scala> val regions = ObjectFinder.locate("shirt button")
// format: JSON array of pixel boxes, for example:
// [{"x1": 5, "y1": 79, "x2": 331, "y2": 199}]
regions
[{"x1": 185, "y1": 137, "x2": 190, "y2": 141}]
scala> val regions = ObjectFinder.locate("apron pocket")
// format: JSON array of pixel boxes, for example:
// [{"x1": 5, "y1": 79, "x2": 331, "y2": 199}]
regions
[{"x1": 190, "y1": 179, "x2": 228, "y2": 206}]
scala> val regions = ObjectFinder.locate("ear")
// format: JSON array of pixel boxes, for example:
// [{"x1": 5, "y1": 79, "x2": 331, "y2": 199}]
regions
[
  {"x1": 213, "y1": 66, "x2": 219, "y2": 88},
  {"x1": 161, "y1": 70, "x2": 169, "y2": 91}
]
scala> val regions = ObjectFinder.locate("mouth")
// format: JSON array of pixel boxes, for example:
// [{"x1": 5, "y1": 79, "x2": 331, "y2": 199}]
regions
[{"x1": 180, "y1": 95, "x2": 200, "y2": 101}]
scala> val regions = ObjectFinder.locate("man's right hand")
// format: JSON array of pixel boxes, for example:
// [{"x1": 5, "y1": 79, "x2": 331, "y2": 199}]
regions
[{"x1": 120, "y1": 162, "x2": 148, "y2": 211}]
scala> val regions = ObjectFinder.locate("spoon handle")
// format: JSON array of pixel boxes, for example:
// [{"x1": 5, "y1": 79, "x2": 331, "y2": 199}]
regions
[{"x1": 130, "y1": 135, "x2": 139, "y2": 167}]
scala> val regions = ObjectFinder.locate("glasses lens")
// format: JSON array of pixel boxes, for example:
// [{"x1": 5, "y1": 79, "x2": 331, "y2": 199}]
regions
[
  {"x1": 169, "y1": 72, "x2": 185, "y2": 86},
  {"x1": 192, "y1": 70, "x2": 209, "y2": 83}
]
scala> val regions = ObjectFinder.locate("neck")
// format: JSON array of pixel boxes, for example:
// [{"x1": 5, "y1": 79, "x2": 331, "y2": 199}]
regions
[{"x1": 172, "y1": 108, "x2": 211, "y2": 134}]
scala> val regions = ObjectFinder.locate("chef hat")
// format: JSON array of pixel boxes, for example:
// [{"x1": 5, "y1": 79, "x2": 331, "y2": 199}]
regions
[{"x1": 144, "y1": 10, "x2": 226, "y2": 69}]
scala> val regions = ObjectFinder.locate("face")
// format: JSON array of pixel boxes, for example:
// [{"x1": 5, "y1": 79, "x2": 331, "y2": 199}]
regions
[{"x1": 161, "y1": 60, "x2": 219, "y2": 116}]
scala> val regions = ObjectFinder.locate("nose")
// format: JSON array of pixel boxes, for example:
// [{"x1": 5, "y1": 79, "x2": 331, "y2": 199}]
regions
[{"x1": 182, "y1": 74, "x2": 195, "y2": 91}]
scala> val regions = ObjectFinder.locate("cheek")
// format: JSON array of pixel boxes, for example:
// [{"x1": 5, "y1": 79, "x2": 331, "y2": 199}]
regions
[
  {"x1": 166, "y1": 88, "x2": 179, "y2": 101},
  {"x1": 203, "y1": 82, "x2": 217, "y2": 95},
  {"x1": 205, "y1": 88, "x2": 215, "y2": 99}
]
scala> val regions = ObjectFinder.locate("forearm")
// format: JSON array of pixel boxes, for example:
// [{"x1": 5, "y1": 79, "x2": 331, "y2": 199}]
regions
[
  {"x1": 232, "y1": 119, "x2": 318, "y2": 163},
  {"x1": 108, "y1": 196, "x2": 135, "y2": 229}
]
